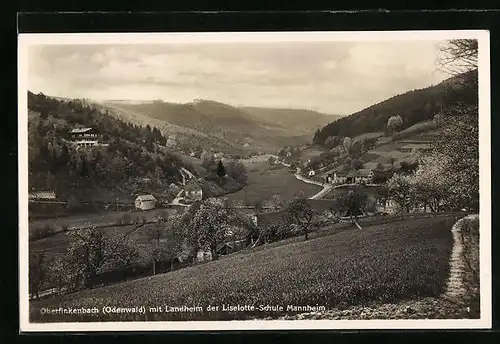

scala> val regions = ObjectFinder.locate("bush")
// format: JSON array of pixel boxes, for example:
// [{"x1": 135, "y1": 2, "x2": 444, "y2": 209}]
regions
[
  {"x1": 121, "y1": 214, "x2": 132, "y2": 225},
  {"x1": 30, "y1": 225, "x2": 55, "y2": 240}
]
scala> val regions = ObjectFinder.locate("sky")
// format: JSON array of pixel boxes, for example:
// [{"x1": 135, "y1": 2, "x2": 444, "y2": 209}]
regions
[{"x1": 27, "y1": 41, "x2": 450, "y2": 115}]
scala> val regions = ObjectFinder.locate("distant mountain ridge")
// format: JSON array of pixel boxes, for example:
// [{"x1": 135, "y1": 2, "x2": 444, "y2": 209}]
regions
[{"x1": 103, "y1": 99, "x2": 342, "y2": 151}]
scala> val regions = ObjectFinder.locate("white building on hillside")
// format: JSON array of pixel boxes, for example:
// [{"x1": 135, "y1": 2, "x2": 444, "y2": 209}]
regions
[
  {"x1": 135, "y1": 194, "x2": 157, "y2": 210},
  {"x1": 69, "y1": 127, "x2": 99, "y2": 147}
]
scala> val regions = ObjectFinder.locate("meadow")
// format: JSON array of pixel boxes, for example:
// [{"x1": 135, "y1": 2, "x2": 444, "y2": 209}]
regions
[
  {"x1": 30, "y1": 215, "x2": 457, "y2": 322},
  {"x1": 225, "y1": 163, "x2": 321, "y2": 204},
  {"x1": 29, "y1": 208, "x2": 175, "y2": 235}
]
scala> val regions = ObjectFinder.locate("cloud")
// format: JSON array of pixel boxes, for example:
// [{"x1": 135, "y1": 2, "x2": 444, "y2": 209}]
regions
[{"x1": 27, "y1": 40, "x2": 449, "y2": 114}]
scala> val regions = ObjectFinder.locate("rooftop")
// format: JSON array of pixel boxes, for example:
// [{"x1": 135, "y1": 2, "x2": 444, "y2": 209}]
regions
[
  {"x1": 70, "y1": 127, "x2": 94, "y2": 134},
  {"x1": 136, "y1": 194, "x2": 157, "y2": 201},
  {"x1": 356, "y1": 169, "x2": 374, "y2": 177}
]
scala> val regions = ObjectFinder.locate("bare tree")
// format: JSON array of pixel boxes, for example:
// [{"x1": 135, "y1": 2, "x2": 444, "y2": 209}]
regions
[
  {"x1": 29, "y1": 251, "x2": 48, "y2": 300},
  {"x1": 286, "y1": 197, "x2": 316, "y2": 240},
  {"x1": 438, "y1": 39, "x2": 478, "y2": 75},
  {"x1": 108, "y1": 237, "x2": 139, "y2": 280},
  {"x1": 66, "y1": 224, "x2": 109, "y2": 289}
]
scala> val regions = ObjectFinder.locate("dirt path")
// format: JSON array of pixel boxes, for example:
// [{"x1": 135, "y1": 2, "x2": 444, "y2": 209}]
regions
[{"x1": 293, "y1": 173, "x2": 332, "y2": 200}]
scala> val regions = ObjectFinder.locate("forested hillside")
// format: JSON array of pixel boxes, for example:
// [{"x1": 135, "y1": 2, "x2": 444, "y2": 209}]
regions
[
  {"x1": 108, "y1": 99, "x2": 335, "y2": 150},
  {"x1": 312, "y1": 72, "x2": 473, "y2": 145},
  {"x1": 28, "y1": 92, "x2": 192, "y2": 202}
]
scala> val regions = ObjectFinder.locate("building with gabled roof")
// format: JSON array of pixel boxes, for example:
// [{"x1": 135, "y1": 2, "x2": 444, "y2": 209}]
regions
[
  {"x1": 183, "y1": 179, "x2": 203, "y2": 202},
  {"x1": 135, "y1": 194, "x2": 157, "y2": 210},
  {"x1": 355, "y1": 169, "x2": 374, "y2": 184},
  {"x1": 69, "y1": 127, "x2": 99, "y2": 147}
]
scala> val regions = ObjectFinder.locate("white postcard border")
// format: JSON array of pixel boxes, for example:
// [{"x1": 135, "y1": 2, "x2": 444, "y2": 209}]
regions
[{"x1": 18, "y1": 29, "x2": 492, "y2": 332}]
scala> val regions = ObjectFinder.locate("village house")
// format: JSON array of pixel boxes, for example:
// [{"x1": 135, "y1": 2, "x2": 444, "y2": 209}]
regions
[
  {"x1": 308, "y1": 170, "x2": 316, "y2": 177},
  {"x1": 345, "y1": 170, "x2": 357, "y2": 184},
  {"x1": 329, "y1": 171, "x2": 348, "y2": 184},
  {"x1": 29, "y1": 190, "x2": 56, "y2": 201},
  {"x1": 214, "y1": 152, "x2": 225, "y2": 160},
  {"x1": 135, "y1": 194, "x2": 157, "y2": 210},
  {"x1": 354, "y1": 169, "x2": 375, "y2": 184},
  {"x1": 183, "y1": 179, "x2": 203, "y2": 203},
  {"x1": 69, "y1": 127, "x2": 99, "y2": 147}
]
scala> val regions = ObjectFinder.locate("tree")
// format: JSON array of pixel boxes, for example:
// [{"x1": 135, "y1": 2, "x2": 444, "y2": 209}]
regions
[
  {"x1": 252, "y1": 199, "x2": 264, "y2": 214},
  {"x1": 438, "y1": 39, "x2": 478, "y2": 81},
  {"x1": 66, "y1": 224, "x2": 109, "y2": 289},
  {"x1": 387, "y1": 115, "x2": 404, "y2": 134},
  {"x1": 410, "y1": 154, "x2": 456, "y2": 212},
  {"x1": 399, "y1": 161, "x2": 419, "y2": 175},
  {"x1": 48, "y1": 257, "x2": 71, "y2": 295},
  {"x1": 148, "y1": 214, "x2": 167, "y2": 275},
  {"x1": 225, "y1": 160, "x2": 247, "y2": 184},
  {"x1": 108, "y1": 237, "x2": 140, "y2": 280},
  {"x1": 268, "y1": 156, "x2": 276, "y2": 165},
  {"x1": 277, "y1": 148, "x2": 286, "y2": 160},
  {"x1": 427, "y1": 39, "x2": 479, "y2": 211},
  {"x1": 330, "y1": 190, "x2": 368, "y2": 228},
  {"x1": 29, "y1": 251, "x2": 48, "y2": 300},
  {"x1": 387, "y1": 173, "x2": 414, "y2": 213},
  {"x1": 324, "y1": 136, "x2": 339, "y2": 149},
  {"x1": 172, "y1": 203, "x2": 203, "y2": 265},
  {"x1": 342, "y1": 137, "x2": 352, "y2": 155},
  {"x1": 286, "y1": 197, "x2": 316, "y2": 240},
  {"x1": 350, "y1": 159, "x2": 363, "y2": 170},
  {"x1": 350, "y1": 140, "x2": 364, "y2": 158},
  {"x1": 268, "y1": 194, "x2": 283, "y2": 211},
  {"x1": 191, "y1": 198, "x2": 233, "y2": 260},
  {"x1": 388, "y1": 157, "x2": 396, "y2": 170},
  {"x1": 217, "y1": 160, "x2": 226, "y2": 177}
]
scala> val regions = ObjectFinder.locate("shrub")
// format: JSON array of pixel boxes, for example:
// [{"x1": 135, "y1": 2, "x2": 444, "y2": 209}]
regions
[
  {"x1": 121, "y1": 214, "x2": 132, "y2": 225},
  {"x1": 30, "y1": 225, "x2": 55, "y2": 241}
]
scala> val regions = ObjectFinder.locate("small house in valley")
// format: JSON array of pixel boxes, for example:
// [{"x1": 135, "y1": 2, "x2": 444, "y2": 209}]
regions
[
  {"x1": 330, "y1": 171, "x2": 348, "y2": 184},
  {"x1": 183, "y1": 179, "x2": 203, "y2": 202},
  {"x1": 135, "y1": 194, "x2": 157, "y2": 210},
  {"x1": 354, "y1": 169, "x2": 375, "y2": 184},
  {"x1": 308, "y1": 170, "x2": 316, "y2": 177}
]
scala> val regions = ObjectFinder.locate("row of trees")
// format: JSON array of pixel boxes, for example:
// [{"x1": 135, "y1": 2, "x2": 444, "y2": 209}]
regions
[{"x1": 29, "y1": 198, "x2": 257, "y2": 299}]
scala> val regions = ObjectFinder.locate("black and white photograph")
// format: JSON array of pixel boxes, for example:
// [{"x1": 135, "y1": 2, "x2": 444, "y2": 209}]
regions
[{"x1": 18, "y1": 31, "x2": 491, "y2": 331}]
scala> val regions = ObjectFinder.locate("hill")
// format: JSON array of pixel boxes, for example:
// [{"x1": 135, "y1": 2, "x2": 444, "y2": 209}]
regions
[
  {"x1": 27, "y1": 92, "x2": 195, "y2": 205},
  {"x1": 29, "y1": 215, "x2": 457, "y2": 322},
  {"x1": 99, "y1": 102, "x2": 243, "y2": 155},
  {"x1": 312, "y1": 72, "x2": 473, "y2": 145},
  {"x1": 104, "y1": 99, "x2": 338, "y2": 151},
  {"x1": 240, "y1": 106, "x2": 342, "y2": 135}
]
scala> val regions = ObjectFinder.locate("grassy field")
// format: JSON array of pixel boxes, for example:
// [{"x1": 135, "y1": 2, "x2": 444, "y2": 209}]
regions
[
  {"x1": 353, "y1": 132, "x2": 384, "y2": 141},
  {"x1": 29, "y1": 208, "x2": 176, "y2": 234},
  {"x1": 225, "y1": 163, "x2": 321, "y2": 204},
  {"x1": 300, "y1": 146, "x2": 328, "y2": 161},
  {"x1": 30, "y1": 215, "x2": 456, "y2": 322},
  {"x1": 29, "y1": 222, "x2": 160, "y2": 265}
]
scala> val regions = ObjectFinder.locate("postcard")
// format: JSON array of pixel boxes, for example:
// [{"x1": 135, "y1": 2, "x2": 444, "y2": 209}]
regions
[{"x1": 18, "y1": 30, "x2": 491, "y2": 331}]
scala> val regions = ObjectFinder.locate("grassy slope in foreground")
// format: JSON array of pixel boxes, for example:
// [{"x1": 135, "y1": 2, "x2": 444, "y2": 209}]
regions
[{"x1": 30, "y1": 216, "x2": 455, "y2": 322}]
